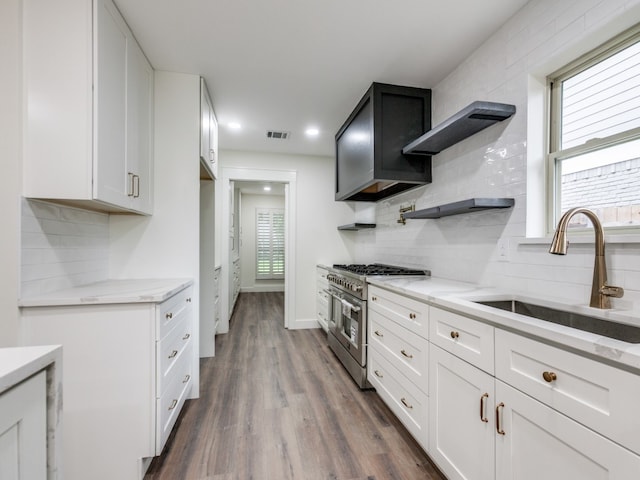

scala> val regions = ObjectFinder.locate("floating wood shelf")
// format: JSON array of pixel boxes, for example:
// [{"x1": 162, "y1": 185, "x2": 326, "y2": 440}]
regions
[
  {"x1": 402, "y1": 101, "x2": 516, "y2": 156},
  {"x1": 403, "y1": 198, "x2": 514, "y2": 219},
  {"x1": 337, "y1": 223, "x2": 377, "y2": 231}
]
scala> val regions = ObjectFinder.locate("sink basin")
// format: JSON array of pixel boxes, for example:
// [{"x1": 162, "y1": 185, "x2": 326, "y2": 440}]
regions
[{"x1": 474, "y1": 300, "x2": 640, "y2": 343}]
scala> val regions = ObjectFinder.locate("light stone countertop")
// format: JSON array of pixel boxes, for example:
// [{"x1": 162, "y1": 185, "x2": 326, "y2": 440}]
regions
[
  {"x1": 18, "y1": 278, "x2": 193, "y2": 307},
  {"x1": 366, "y1": 276, "x2": 640, "y2": 373},
  {"x1": 0, "y1": 344, "x2": 62, "y2": 394},
  {"x1": 0, "y1": 345, "x2": 63, "y2": 479}
]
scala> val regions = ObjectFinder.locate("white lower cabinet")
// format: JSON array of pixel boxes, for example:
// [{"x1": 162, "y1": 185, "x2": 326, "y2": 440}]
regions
[
  {"x1": 21, "y1": 284, "x2": 194, "y2": 480},
  {"x1": 366, "y1": 289, "x2": 640, "y2": 480},
  {"x1": 429, "y1": 345, "x2": 494, "y2": 480},
  {"x1": 0, "y1": 371, "x2": 47, "y2": 480},
  {"x1": 495, "y1": 379, "x2": 640, "y2": 479},
  {"x1": 316, "y1": 266, "x2": 330, "y2": 331}
]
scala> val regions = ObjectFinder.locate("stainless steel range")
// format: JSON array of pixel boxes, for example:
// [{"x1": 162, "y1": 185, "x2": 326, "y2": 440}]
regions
[{"x1": 326, "y1": 263, "x2": 430, "y2": 388}]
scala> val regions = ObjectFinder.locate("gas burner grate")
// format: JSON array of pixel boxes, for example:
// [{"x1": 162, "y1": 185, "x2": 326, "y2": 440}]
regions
[{"x1": 332, "y1": 263, "x2": 428, "y2": 276}]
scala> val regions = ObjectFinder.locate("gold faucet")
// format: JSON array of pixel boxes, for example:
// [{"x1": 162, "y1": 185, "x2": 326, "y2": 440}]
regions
[{"x1": 549, "y1": 207, "x2": 624, "y2": 308}]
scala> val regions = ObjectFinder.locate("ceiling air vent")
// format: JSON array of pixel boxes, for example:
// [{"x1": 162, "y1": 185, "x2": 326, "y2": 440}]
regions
[{"x1": 266, "y1": 130, "x2": 290, "y2": 140}]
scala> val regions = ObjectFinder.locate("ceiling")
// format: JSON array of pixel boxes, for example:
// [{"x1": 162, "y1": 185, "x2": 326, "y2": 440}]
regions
[{"x1": 116, "y1": 0, "x2": 529, "y2": 158}]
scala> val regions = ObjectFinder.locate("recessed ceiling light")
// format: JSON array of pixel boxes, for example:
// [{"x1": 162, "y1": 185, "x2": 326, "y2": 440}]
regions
[
  {"x1": 228, "y1": 122, "x2": 242, "y2": 130},
  {"x1": 263, "y1": 186, "x2": 271, "y2": 191},
  {"x1": 305, "y1": 127, "x2": 319, "y2": 136}
]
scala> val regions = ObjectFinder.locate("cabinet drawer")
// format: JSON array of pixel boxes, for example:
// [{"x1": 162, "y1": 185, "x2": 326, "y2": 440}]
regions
[
  {"x1": 369, "y1": 310, "x2": 429, "y2": 394},
  {"x1": 368, "y1": 349, "x2": 428, "y2": 449},
  {"x1": 156, "y1": 346, "x2": 192, "y2": 454},
  {"x1": 157, "y1": 315, "x2": 192, "y2": 396},
  {"x1": 157, "y1": 286, "x2": 193, "y2": 338},
  {"x1": 368, "y1": 285, "x2": 429, "y2": 338},
  {"x1": 430, "y1": 307, "x2": 494, "y2": 375},
  {"x1": 495, "y1": 329, "x2": 640, "y2": 455},
  {"x1": 317, "y1": 267, "x2": 329, "y2": 287}
]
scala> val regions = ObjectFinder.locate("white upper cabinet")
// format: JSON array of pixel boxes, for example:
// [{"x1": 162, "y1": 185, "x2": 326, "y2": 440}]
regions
[
  {"x1": 23, "y1": 0, "x2": 154, "y2": 215},
  {"x1": 200, "y1": 78, "x2": 218, "y2": 180}
]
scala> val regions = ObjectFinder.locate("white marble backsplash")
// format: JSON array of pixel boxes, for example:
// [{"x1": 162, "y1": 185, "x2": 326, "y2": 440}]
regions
[{"x1": 21, "y1": 198, "x2": 109, "y2": 298}]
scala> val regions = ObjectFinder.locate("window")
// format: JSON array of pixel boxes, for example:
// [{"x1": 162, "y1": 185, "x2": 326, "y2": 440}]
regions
[
  {"x1": 256, "y1": 208, "x2": 285, "y2": 279},
  {"x1": 548, "y1": 25, "x2": 640, "y2": 232}
]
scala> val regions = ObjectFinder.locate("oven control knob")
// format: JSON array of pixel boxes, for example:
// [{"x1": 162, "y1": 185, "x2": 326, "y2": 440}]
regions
[{"x1": 354, "y1": 285, "x2": 363, "y2": 292}]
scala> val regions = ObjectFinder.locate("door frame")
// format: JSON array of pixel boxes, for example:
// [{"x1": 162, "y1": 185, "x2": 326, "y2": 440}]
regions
[{"x1": 217, "y1": 167, "x2": 296, "y2": 332}]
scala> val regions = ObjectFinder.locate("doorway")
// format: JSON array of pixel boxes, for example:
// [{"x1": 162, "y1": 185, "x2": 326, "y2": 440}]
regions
[{"x1": 217, "y1": 167, "x2": 296, "y2": 334}]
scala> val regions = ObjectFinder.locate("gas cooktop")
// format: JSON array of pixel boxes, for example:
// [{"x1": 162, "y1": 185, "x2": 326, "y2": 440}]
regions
[{"x1": 332, "y1": 263, "x2": 430, "y2": 277}]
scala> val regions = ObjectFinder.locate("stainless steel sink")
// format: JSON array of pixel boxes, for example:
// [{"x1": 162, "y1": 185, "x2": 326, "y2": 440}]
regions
[{"x1": 474, "y1": 300, "x2": 640, "y2": 343}]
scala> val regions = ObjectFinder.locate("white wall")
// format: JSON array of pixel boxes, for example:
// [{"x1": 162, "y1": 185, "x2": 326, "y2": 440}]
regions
[
  {"x1": 109, "y1": 71, "x2": 202, "y2": 394},
  {"x1": 355, "y1": 0, "x2": 640, "y2": 310},
  {"x1": 239, "y1": 193, "x2": 285, "y2": 292},
  {"x1": 0, "y1": 0, "x2": 22, "y2": 346},
  {"x1": 220, "y1": 150, "x2": 355, "y2": 326}
]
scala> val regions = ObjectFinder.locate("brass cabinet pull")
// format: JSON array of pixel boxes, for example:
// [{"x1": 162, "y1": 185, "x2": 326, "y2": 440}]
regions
[
  {"x1": 374, "y1": 370, "x2": 383, "y2": 378},
  {"x1": 168, "y1": 399, "x2": 178, "y2": 410},
  {"x1": 183, "y1": 374, "x2": 191, "y2": 383},
  {"x1": 496, "y1": 402, "x2": 506, "y2": 435},
  {"x1": 166, "y1": 312, "x2": 173, "y2": 319},
  {"x1": 168, "y1": 350, "x2": 178, "y2": 359},
  {"x1": 133, "y1": 174, "x2": 140, "y2": 198},
  {"x1": 186, "y1": 297, "x2": 192, "y2": 303},
  {"x1": 409, "y1": 313, "x2": 416, "y2": 319},
  {"x1": 183, "y1": 333, "x2": 191, "y2": 340},
  {"x1": 450, "y1": 331, "x2": 460, "y2": 339},
  {"x1": 374, "y1": 330, "x2": 384, "y2": 337},
  {"x1": 401, "y1": 397, "x2": 413, "y2": 409},
  {"x1": 401, "y1": 349, "x2": 413, "y2": 359},
  {"x1": 372, "y1": 296, "x2": 377, "y2": 301},
  {"x1": 127, "y1": 172, "x2": 135, "y2": 197},
  {"x1": 542, "y1": 371, "x2": 557, "y2": 383},
  {"x1": 480, "y1": 393, "x2": 489, "y2": 423}
]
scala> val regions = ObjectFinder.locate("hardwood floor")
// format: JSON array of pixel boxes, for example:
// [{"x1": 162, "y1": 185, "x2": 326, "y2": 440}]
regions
[{"x1": 144, "y1": 292, "x2": 445, "y2": 480}]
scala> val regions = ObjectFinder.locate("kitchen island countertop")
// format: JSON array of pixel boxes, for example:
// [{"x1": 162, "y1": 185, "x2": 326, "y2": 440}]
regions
[{"x1": 19, "y1": 278, "x2": 193, "y2": 307}]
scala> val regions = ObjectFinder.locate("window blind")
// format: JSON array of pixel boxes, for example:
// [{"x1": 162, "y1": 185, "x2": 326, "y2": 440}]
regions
[
  {"x1": 256, "y1": 208, "x2": 285, "y2": 279},
  {"x1": 561, "y1": 40, "x2": 640, "y2": 149}
]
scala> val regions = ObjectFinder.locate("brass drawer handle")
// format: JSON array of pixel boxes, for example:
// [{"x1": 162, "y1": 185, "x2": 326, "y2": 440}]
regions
[
  {"x1": 401, "y1": 397, "x2": 413, "y2": 409},
  {"x1": 183, "y1": 333, "x2": 191, "y2": 340},
  {"x1": 166, "y1": 312, "x2": 173, "y2": 319},
  {"x1": 186, "y1": 297, "x2": 192, "y2": 303},
  {"x1": 450, "y1": 331, "x2": 460, "y2": 339},
  {"x1": 168, "y1": 399, "x2": 178, "y2": 410},
  {"x1": 168, "y1": 350, "x2": 178, "y2": 359},
  {"x1": 183, "y1": 374, "x2": 191, "y2": 383},
  {"x1": 400, "y1": 349, "x2": 413, "y2": 359},
  {"x1": 480, "y1": 393, "x2": 489, "y2": 423},
  {"x1": 409, "y1": 313, "x2": 416, "y2": 319},
  {"x1": 374, "y1": 330, "x2": 384, "y2": 337},
  {"x1": 496, "y1": 402, "x2": 506, "y2": 435},
  {"x1": 374, "y1": 370, "x2": 383, "y2": 378},
  {"x1": 372, "y1": 296, "x2": 377, "y2": 301},
  {"x1": 542, "y1": 371, "x2": 557, "y2": 383}
]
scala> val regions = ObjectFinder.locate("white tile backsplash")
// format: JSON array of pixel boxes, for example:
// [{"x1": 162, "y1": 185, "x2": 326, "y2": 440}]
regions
[
  {"x1": 354, "y1": 0, "x2": 640, "y2": 309},
  {"x1": 20, "y1": 198, "x2": 109, "y2": 297}
]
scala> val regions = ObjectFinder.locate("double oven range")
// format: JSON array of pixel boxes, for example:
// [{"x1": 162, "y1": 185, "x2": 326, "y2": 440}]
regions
[{"x1": 326, "y1": 263, "x2": 429, "y2": 388}]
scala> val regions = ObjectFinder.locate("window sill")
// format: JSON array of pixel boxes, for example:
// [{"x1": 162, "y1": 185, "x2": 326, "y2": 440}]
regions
[{"x1": 520, "y1": 234, "x2": 640, "y2": 245}]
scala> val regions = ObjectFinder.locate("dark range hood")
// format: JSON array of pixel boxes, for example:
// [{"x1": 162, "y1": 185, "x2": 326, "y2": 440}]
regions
[{"x1": 335, "y1": 83, "x2": 432, "y2": 202}]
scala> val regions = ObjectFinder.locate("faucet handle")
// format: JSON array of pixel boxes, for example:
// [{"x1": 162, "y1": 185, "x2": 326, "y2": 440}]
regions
[{"x1": 600, "y1": 285, "x2": 624, "y2": 298}]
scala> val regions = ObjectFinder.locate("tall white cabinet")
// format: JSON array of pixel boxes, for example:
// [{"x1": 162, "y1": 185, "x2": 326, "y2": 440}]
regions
[{"x1": 23, "y1": 0, "x2": 153, "y2": 214}]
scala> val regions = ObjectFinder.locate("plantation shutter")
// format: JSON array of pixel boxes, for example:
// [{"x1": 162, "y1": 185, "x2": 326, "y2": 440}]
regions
[
  {"x1": 256, "y1": 208, "x2": 285, "y2": 279},
  {"x1": 560, "y1": 39, "x2": 640, "y2": 150}
]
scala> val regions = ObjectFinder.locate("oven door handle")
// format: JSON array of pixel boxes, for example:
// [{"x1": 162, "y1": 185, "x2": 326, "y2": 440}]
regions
[{"x1": 340, "y1": 298, "x2": 361, "y2": 313}]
